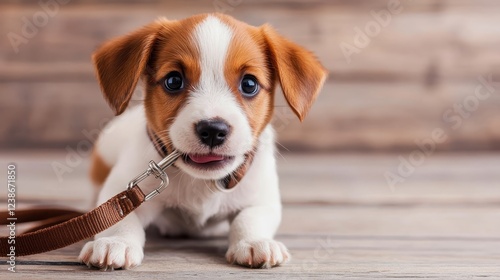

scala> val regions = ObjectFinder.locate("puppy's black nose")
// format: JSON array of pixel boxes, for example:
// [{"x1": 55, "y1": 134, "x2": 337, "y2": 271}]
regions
[{"x1": 195, "y1": 119, "x2": 230, "y2": 148}]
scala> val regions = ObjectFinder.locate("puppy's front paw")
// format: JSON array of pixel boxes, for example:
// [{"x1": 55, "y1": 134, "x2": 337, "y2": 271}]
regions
[
  {"x1": 78, "y1": 237, "x2": 144, "y2": 270},
  {"x1": 226, "y1": 239, "x2": 290, "y2": 268}
]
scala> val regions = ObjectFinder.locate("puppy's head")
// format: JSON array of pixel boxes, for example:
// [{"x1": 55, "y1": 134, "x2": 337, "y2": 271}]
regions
[{"x1": 93, "y1": 13, "x2": 327, "y2": 180}]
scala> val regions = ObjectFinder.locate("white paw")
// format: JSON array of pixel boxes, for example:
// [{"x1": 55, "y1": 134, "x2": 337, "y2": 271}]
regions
[
  {"x1": 78, "y1": 237, "x2": 144, "y2": 270},
  {"x1": 226, "y1": 239, "x2": 290, "y2": 268}
]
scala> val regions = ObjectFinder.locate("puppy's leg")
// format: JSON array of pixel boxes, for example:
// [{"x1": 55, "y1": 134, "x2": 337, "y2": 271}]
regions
[
  {"x1": 78, "y1": 171, "x2": 164, "y2": 270},
  {"x1": 226, "y1": 205, "x2": 290, "y2": 268},
  {"x1": 78, "y1": 212, "x2": 145, "y2": 270}
]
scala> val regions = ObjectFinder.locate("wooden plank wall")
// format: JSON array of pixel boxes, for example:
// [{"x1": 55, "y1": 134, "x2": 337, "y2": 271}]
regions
[{"x1": 1, "y1": 0, "x2": 500, "y2": 151}]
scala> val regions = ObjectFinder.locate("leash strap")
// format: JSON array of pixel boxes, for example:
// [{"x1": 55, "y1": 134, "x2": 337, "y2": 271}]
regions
[
  {"x1": 0, "y1": 186, "x2": 145, "y2": 257},
  {"x1": 0, "y1": 149, "x2": 180, "y2": 257}
]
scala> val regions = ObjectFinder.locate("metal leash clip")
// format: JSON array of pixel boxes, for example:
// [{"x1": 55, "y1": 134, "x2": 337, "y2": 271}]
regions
[{"x1": 127, "y1": 150, "x2": 181, "y2": 201}]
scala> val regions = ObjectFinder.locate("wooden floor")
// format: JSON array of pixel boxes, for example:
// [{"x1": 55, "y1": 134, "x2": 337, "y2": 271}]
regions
[{"x1": 0, "y1": 152, "x2": 499, "y2": 279}]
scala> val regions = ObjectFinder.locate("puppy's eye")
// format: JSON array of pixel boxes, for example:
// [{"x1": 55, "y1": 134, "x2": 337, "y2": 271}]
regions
[
  {"x1": 163, "y1": 71, "x2": 184, "y2": 93},
  {"x1": 239, "y1": 75, "x2": 259, "y2": 97}
]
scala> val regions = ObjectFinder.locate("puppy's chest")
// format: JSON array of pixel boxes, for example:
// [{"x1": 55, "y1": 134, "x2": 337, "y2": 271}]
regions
[{"x1": 158, "y1": 177, "x2": 234, "y2": 226}]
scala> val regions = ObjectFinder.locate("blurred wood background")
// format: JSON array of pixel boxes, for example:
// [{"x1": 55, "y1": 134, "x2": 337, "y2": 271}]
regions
[{"x1": 1, "y1": 0, "x2": 500, "y2": 151}]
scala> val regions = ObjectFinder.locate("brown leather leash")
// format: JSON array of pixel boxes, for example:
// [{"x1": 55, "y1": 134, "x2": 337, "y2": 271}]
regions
[
  {"x1": 0, "y1": 128, "x2": 255, "y2": 257},
  {"x1": 0, "y1": 150, "x2": 180, "y2": 257},
  {"x1": 0, "y1": 186, "x2": 145, "y2": 256}
]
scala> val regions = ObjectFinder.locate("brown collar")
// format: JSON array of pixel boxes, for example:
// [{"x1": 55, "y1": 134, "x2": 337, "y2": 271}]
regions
[
  {"x1": 147, "y1": 126, "x2": 169, "y2": 158},
  {"x1": 146, "y1": 126, "x2": 255, "y2": 190}
]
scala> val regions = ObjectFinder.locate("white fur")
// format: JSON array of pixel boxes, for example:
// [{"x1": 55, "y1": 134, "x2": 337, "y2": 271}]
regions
[
  {"x1": 79, "y1": 15, "x2": 289, "y2": 270},
  {"x1": 170, "y1": 16, "x2": 253, "y2": 180},
  {"x1": 93, "y1": 106, "x2": 150, "y2": 167}
]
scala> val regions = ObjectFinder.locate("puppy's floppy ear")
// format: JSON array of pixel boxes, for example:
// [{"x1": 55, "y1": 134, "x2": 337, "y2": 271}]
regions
[
  {"x1": 261, "y1": 25, "x2": 328, "y2": 121},
  {"x1": 92, "y1": 21, "x2": 163, "y2": 115}
]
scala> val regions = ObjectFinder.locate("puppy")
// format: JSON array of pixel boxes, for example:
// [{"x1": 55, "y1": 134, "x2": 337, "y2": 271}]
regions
[{"x1": 78, "y1": 13, "x2": 327, "y2": 270}]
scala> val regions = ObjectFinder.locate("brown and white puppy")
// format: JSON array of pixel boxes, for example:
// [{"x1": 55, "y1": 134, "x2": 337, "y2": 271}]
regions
[{"x1": 79, "y1": 13, "x2": 327, "y2": 270}]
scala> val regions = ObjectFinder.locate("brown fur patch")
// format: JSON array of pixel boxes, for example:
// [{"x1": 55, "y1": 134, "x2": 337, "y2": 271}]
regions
[
  {"x1": 143, "y1": 16, "x2": 206, "y2": 152},
  {"x1": 92, "y1": 15, "x2": 207, "y2": 152},
  {"x1": 259, "y1": 24, "x2": 328, "y2": 122},
  {"x1": 89, "y1": 149, "x2": 111, "y2": 187},
  {"x1": 218, "y1": 14, "x2": 275, "y2": 140},
  {"x1": 92, "y1": 22, "x2": 163, "y2": 115},
  {"x1": 217, "y1": 13, "x2": 327, "y2": 139}
]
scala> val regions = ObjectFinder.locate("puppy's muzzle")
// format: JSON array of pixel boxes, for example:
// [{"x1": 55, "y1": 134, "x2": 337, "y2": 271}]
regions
[{"x1": 195, "y1": 119, "x2": 231, "y2": 148}]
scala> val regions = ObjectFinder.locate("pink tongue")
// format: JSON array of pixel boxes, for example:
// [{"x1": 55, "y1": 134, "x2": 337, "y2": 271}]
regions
[{"x1": 189, "y1": 154, "x2": 225, "y2": 164}]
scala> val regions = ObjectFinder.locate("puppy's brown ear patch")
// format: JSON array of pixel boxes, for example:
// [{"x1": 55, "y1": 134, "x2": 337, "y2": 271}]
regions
[
  {"x1": 92, "y1": 21, "x2": 163, "y2": 115},
  {"x1": 261, "y1": 25, "x2": 328, "y2": 121}
]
